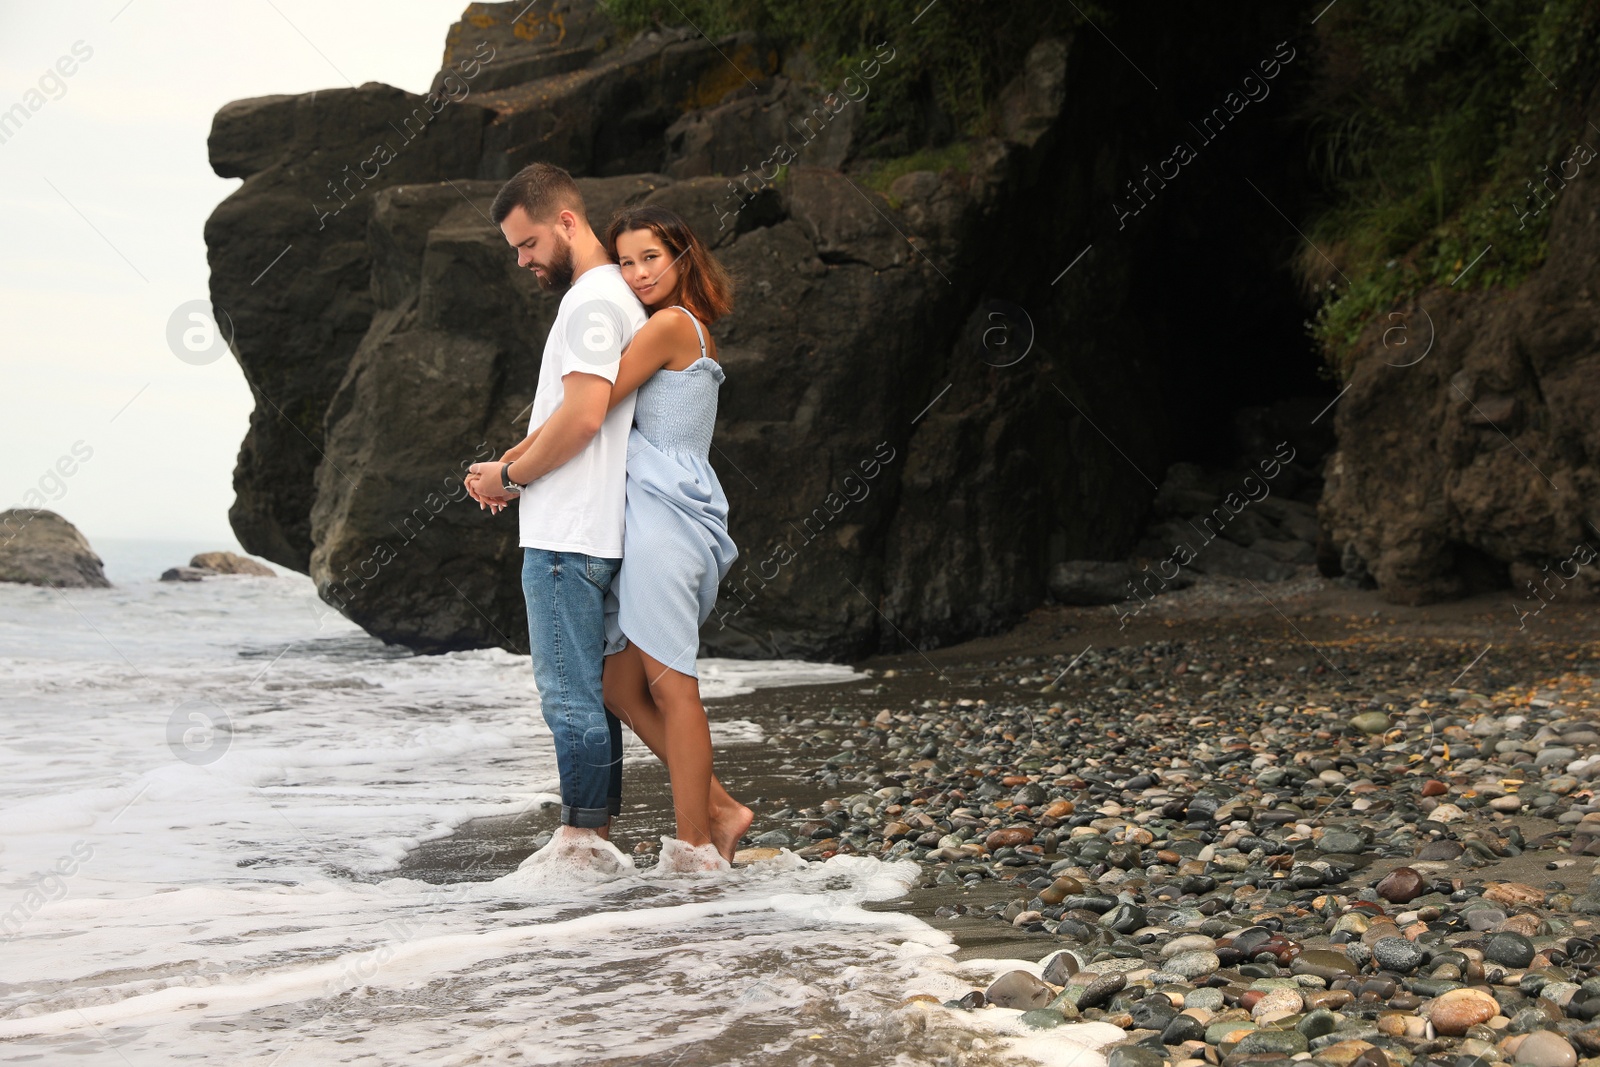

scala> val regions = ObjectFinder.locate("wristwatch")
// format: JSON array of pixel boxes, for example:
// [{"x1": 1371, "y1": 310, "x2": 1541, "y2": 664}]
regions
[{"x1": 500, "y1": 462, "x2": 524, "y2": 494}]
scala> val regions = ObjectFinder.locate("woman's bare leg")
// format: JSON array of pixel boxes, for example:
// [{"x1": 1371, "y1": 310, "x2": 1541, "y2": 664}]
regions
[{"x1": 603, "y1": 645, "x2": 752, "y2": 859}]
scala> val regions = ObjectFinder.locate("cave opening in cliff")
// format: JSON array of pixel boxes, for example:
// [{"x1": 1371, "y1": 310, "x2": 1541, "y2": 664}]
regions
[
  {"x1": 963, "y1": 0, "x2": 1349, "y2": 607},
  {"x1": 1117, "y1": 8, "x2": 1338, "y2": 483}
]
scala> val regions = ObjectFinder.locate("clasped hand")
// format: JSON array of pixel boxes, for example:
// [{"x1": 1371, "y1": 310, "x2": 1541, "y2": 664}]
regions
[{"x1": 465, "y1": 462, "x2": 516, "y2": 514}]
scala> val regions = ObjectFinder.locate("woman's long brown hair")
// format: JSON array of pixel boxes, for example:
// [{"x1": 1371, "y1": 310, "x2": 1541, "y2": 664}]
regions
[{"x1": 603, "y1": 205, "x2": 734, "y2": 324}]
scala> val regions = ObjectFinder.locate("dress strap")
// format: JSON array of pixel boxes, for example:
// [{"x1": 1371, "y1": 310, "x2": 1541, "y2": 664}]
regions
[{"x1": 671, "y1": 305, "x2": 707, "y2": 361}]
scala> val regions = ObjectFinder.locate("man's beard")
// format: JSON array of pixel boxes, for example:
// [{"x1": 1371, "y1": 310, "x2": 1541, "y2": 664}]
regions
[{"x1": 536, "y1": 235, "x2": 576, "y2": 291}]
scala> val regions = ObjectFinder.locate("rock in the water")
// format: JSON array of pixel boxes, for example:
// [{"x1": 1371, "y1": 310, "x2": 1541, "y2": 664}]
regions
[
  {"x1": 0, "y1": 509, "x2": 108, "y2": 588},
  {"x1": 161, "y1": 567, "x2": 213, "y2": 582},
  {"x1": 189, "y1": 551, "x2": 275, "y2": 576},
  {"x1": 1425, "y1": 987, "x2": 1501, "y2": 1035},
  {"x1": 985, "y1": 969, "x2": 1053, "y2": 1010}
]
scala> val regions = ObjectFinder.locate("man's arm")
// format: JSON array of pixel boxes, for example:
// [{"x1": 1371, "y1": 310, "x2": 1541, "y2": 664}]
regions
[
  {"x1": 504, "y1": 371, "x2": 611, "y2": 486},
  {"x1": 465, "y1": 422, "x2": 546, "y2": 510},
  {"x1": 468, "y1": 377, "x2": 606, "y2": 504}
]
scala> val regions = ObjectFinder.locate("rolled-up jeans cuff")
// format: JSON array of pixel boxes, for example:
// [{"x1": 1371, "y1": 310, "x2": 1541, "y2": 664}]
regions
[
  {"x1": 561, "y1": 804, "x2": 611, "y2": 829},
  {"x1": 607, "y1": 798, "x2": 621, "y2": 817}
]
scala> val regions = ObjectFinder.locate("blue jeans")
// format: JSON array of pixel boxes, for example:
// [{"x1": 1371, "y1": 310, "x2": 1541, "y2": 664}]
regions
[{"x1": 522, "y1": 549, "x2": 624, "y2": 828}]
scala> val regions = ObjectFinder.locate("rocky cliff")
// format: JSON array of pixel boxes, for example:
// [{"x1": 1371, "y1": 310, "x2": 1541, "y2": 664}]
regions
[
  {"x1": 1320, "y1": 107, "x2": 1600, "y2": 607},
  {"x1": 209, "y1": 0, "x2": 1355, "y2": 657}
]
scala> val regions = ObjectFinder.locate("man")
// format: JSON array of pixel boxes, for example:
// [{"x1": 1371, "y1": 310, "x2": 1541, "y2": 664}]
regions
[{"x1": 466, "y1": 162, "x2": 647, "y2": 869}]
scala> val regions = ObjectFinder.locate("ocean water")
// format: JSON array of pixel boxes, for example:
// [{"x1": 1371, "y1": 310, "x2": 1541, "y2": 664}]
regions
[
  {"x1": 89, "y1": 536, "x2": 269, "y2": 584},
  {"x1": 0, "y1": 564, "x2": 1124, "y2": 1065}
]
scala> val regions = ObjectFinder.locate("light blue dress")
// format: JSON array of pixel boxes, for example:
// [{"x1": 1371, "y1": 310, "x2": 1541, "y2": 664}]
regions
[{"x1": 603, "y1": 306, "x2": 738, "y2": 678}]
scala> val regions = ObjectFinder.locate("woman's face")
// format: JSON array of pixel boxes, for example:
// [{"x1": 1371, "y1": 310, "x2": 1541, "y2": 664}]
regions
[{"x1": 616, "y1": 227, "x2": 682, "y2": 309}]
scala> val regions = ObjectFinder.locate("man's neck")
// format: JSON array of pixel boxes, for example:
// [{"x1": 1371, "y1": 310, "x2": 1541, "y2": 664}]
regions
[{"x1": 568, "y1": 238, "x2": 614, "y2": 284}]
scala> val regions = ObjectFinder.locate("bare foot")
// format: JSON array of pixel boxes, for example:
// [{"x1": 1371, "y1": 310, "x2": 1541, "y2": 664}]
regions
[
  {"x1": 657, "y1": 836, "x2": 729, "y2": 875},
  {"x1": 516, "y1": 825, "x2": 633, "y2": 879},
  {"x1": 709, "y1": 801, "x2": 753, "y2": 863}
]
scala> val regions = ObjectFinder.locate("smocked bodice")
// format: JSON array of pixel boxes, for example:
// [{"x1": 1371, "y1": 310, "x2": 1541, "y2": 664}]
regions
[
  {"x1": 630, "y1": 308, "x2": 722, "y2": 459},
  {"x1": 632, "y1": 357, "x2": 721, "y2": 458}
]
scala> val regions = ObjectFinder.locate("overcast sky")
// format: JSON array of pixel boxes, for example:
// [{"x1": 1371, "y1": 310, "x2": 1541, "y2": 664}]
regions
[{"x1": 0, "y1": 1, "x2": 474, "y2": 550}]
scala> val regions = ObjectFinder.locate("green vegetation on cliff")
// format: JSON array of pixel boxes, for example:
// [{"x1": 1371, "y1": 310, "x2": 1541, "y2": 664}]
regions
[
  {"x1": 600, "y1": 0, "x2": 1087, "y2": 156},
  {"x1": 1300, "y1": 0, "x2": 1600, "y2": 369}
]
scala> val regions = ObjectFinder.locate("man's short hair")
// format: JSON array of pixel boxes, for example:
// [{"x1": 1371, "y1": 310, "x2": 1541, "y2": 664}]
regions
[{"x1": 491, "y1": 162, "x2": 587, "y2": 226}]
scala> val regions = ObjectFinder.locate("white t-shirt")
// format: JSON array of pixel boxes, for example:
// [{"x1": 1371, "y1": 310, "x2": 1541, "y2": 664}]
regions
[{"x1": 517, "y1": 264, "x2": 647, "y2": 557}]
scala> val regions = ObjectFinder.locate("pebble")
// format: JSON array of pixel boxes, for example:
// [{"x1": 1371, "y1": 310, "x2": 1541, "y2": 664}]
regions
[
  {"x1": 1164, "y1": 950, "x2": 1219, "y2": 979},
  {"x1": 1425, "y1": 987, "x2": 1502, "y2": 1035},
  {"x1": 1371, "y1": 936, "x2": 1425, "y2": 973},
  {"x1": 1250, "y1": 987, "x2": 1303, "y2": 1018},
  {"x1": 1205, "y1": 1019, "x2": 1256, "y2": 1045},
  {"x1": 1107, "y1": 1047, "x2": 1165, "y2": 1067},
  {"x1": 1292, "y1": 950, "x2": 1356, "y2": 980},
  {"x1": 1375, "y1": 866, "x2": 1426, "y2": 903},
  {"x1": 1351, "y1": 711, "x2": 1390, "y2": 734},
  {"x1": 787, "y1": 637, "x2": 1600, "y2": 1065},
  {"x1": 1465, "y1": 907, "x2": 1509, "y2": 931},
  {"x1": 1319, "y1": 830, "x2": 1365, "y2": 854},
  {"x1": 1318, "y1": 1040, "x2": 1383, "y2": 1067},
  {"x1": 1161, "y1": 935, "x2": 1217, "y2": 958},
  {"x1": 1485, "y1": 931, "x2": 1537, "y2": 968},
  {"x1": 1515, "y1": 1031, "x2": 1577, "y2": 1067},
  {"x1": 1041, "y1": 950, "x2": 1079, "y2": 985},
  {"x1": 1233, "y1": 1028, "x2": 1309, "y2": 1055},
  {"x1": 984, "y1": 970, "x2": 1053, "y2": 1010}
]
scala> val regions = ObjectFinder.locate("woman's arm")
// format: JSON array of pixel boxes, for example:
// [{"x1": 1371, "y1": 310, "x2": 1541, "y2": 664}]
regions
[{"x1": 606, "y1": 313, "x2": 694, "y2": 412}]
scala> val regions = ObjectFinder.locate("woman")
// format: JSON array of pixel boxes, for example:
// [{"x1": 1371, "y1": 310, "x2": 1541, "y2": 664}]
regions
[{"x1": 596, "y1": 205, "x2": 747, "y2": 872}]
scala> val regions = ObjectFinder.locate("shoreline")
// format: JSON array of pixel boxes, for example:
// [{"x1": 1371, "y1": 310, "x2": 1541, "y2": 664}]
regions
[{"x1": 395, "y1": 573, "x2": 1600, "y2": 1063}]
